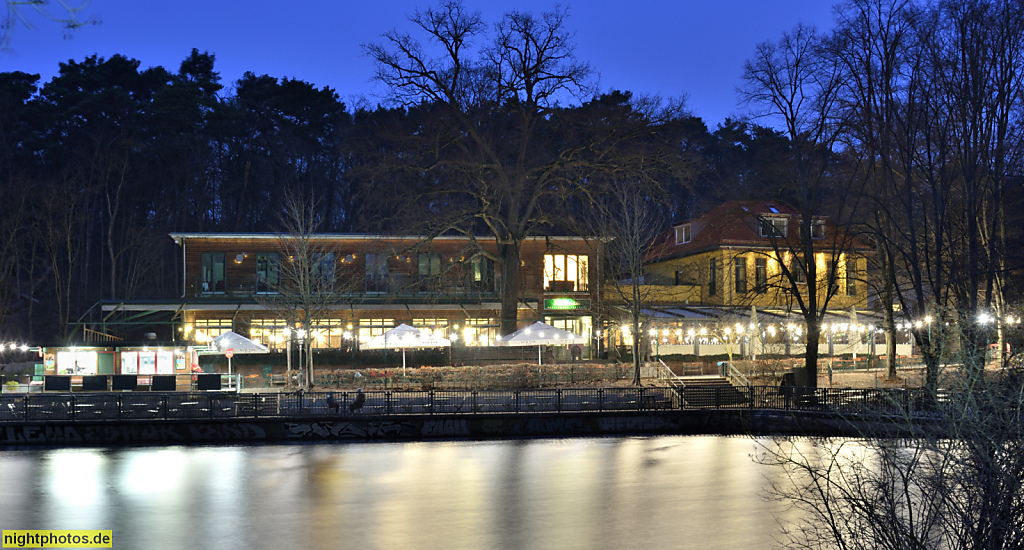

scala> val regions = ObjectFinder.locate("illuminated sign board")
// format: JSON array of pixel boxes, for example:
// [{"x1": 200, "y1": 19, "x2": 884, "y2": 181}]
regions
[{"x1": 544, "y1": 298, "x2": 590, "y2": 310}]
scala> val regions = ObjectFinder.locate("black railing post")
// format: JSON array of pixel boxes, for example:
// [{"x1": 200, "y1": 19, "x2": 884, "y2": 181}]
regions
[
  {"x1": 472, "y1": 391, "x2": 478, "y2": 413},
  {"x1": 514, "y1": 390, "x2": 520, "y2": 414},
  {"x1": 22, "y1": 395, "x2": 28, "y2": 421},
  {"x1": 70, "y1": 394, "x2": 76, "y2": 421},
  {"x1": 386, "y1": 391, "x2": 392, "y2": 415},
  {"x1": 429, "y1": 390, "x2": 435, "y2": 415},
  {"x1": 118, "y1": 394, "x2": 123, "y2": 420},
  {"x1": 598, "y1": 388, "x2": 604, "y2": 412},
  {"x1": 557, "y1": 389, "x2": 562, "y2": 412}
]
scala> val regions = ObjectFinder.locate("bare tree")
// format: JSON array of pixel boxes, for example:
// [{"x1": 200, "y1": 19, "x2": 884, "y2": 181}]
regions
[
  {"x1": 256, "y1": 192, "x2": 345, "y2": 389},
  {"x1": 1, "y1": 0, "x2": 97, "y2": 52},
  {"x1": 365, "y1": 2, "x2": 676, "y2": 336},
  {"x1": 741, "y1": 24, "x2": 853, "y2": 388},
  {"x1": 590, "y1": 176, "x2": 669, "y2": 385},
  {"x1": 758, "y1": 350, "x2": 1024, "y2": 549}
]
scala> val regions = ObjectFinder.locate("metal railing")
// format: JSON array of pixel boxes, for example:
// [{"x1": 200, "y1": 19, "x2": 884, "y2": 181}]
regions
[
  {"x1": 723, "y1": 362, "x2": 751, "y2": 387},
  {"x1": 0, "y1": 386, "x2": 945, "y2": 423}
]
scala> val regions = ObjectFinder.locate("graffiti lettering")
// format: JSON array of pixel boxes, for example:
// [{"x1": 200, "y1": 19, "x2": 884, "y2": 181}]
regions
[{"x1": 420, "y1": 419, "x2": 469, "y2": 437}]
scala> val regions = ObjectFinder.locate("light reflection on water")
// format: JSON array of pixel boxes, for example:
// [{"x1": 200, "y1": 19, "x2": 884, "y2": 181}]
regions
[{"x1": 0, "y1": 436, "x2": 800, "y2": 550}]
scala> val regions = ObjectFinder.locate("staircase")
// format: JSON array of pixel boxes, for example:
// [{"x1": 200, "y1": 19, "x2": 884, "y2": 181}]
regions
[{"x1": 677, "y1": 375, "x2": 750, "y2": 408}]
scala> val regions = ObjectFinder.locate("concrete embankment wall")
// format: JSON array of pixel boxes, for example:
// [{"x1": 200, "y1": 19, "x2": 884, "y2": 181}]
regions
[{"x1": 0, "y1": 410, "x2": 913, "y2": 447}]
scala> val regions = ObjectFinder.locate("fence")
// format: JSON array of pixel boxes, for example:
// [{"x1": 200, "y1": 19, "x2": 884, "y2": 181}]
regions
[{"x1": 0, "y1": 386, "x2": 942, "y2": 423}]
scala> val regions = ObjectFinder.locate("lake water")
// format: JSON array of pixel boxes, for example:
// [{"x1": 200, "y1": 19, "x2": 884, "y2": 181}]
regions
[{"x1": 0, "y1": 436, "x2": 801, "y2": 549}]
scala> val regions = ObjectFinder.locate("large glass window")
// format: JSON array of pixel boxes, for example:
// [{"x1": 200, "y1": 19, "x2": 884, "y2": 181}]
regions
[
  {"x1": 250, "y1": 319, "x2": 288, "y2": 350},
  {"x1": 256, "y1": 253, "x2": 280, "y2": 293},
  {"x1": 56, "y1": 351, "x2": 97, "y2": 375},
  {"x1": 734, "y1": 257, "x2": 747, "y2": 294},
  {"x1": 544, "y1": 254, "x2": 589, "y2": 292},
  {"x1": 358, "y1": 319, "x2": 394, "y2": 342},
  {"x1": 192, "y1": 319, "x2": 232, "y2": 343},
  {"x1": 313, "y1": 253, "x2": 335, "y2": 291},
  {"x1": 365, "y1": 254, "x2": 389, "y2": 292},
  {"x1": 418, "y1": 253, "x2": 443, "y2": 291},
  {"x1": 201, "y1": 253, "x2": 226, "y2": 293},
  {"x1": 310, "y1": 318, "x2": 347, "y2": 350},
  {"x1": 121, "y1": 351, "x2": 174, "y2": 375},
  {"x1": 457, "y1": 318, "x2": 497, "y2": 347},
  {"x1": 467, "y1": 256, "x2": 495, "y2": 292},
  {"x1": 418, "y1": 253, "x2": 442, "y2": 278}
]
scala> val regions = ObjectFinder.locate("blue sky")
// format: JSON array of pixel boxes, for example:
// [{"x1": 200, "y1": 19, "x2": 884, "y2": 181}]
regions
[{"x1": 2, "y1": 0, "x2": 836, "y2": 128}]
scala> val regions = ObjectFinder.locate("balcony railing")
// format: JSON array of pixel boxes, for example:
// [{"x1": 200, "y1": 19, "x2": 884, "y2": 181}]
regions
[{"x1": 192, "y1": 277, "x2": 499, "y2": 300}]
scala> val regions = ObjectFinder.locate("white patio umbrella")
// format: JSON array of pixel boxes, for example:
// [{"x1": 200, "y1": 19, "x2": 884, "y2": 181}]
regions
[
  {"x1": 208, "y1": 331, "x2": 270, "y2": 374},
  {"x1": 492, "y1": 321, "x2": 588, "y2": 365},
  {"x1": 360, "y1": 324, "x2": 451, "y2": 374}
]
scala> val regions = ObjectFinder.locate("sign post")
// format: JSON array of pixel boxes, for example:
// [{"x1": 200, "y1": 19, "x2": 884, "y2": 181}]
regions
[{"x1": 225, "y1": 348, "x2": 234, "y2": 375}]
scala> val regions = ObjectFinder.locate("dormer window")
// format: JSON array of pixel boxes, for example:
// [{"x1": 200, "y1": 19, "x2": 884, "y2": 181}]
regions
[
  {"x1": 811, "y1": 219, "x2": 825, "y2": 239},
  {"x1": 759, "y1": 217, "x2": 788, "y2": 238},
  {"x1": 675, "y1": 224, "x2": 691, "y2": 244}
]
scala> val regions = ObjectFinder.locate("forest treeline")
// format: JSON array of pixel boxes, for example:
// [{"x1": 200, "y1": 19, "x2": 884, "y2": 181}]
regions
[{"x1": 1, "y1": 0, "x2": 1023, "y2": 354}]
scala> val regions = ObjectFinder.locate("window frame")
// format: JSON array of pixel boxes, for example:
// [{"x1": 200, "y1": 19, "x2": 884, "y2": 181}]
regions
[
  {"x1": 708, "y1": 258, "x2": 718, "y2": 296},
  {"x1": 811, "y1": 219, "x2": 826, "y2": 239},
  {"x1": 734, "y1": 257, "x2": 747, "y2": 294},
  {"x1": 675, "y1": 224, "x2": 691, "y2": 244},
  {"x1": 754, "y1": 258, "x2": 768, "y2": 294},
  {"x1": 759, "y1": 216, "x2": 789, "y2": 238},
  {"x1": 201, "y1": 252, "x2": 226, "y2": 294}
]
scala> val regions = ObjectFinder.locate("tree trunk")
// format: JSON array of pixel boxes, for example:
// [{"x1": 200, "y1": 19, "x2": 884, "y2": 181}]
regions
[{"x1": 499, "y1": 241, "x2": 522, "y2": 336}]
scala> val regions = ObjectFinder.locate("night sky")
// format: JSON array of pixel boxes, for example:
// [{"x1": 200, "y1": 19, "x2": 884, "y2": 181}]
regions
[{"x1": 2, "y1": 0, "x2": 836, "y2": 128}]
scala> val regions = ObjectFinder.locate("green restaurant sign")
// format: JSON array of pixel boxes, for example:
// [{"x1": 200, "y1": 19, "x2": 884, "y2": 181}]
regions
[{"x1": 544, "y1": 298, "x2": 590, "y2": 310}]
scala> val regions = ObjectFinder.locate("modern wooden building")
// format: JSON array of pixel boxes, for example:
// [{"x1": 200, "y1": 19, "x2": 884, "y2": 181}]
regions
[{"x1": 79, "y1": 233, "x2": 600, "y2": 362}]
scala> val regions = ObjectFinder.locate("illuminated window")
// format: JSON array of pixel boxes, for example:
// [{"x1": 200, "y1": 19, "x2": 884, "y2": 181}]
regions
[
  {"x1": 544, "y1": 254, "x2": 589, "y2": 292},
  {"x1": 459, "y1": 318, "x2": 496, "y2": 346},
  {"x1": 120, "y1": 350, "x2": 173, "y2": 375},
  {"x1": 250, "y1": 319, "x2": 288, "y2": 349},
  {"x1": 846, "y1": 262, "x2": 857, "y2": 296},
  {"x1": 193, "y1": 319, "x2": 232, "y2": 343},
  {"x1": 358, "y1": 319, "x2": 394, "y2": 341},
  {"x1": 56, "y1": 351, "x2": 98, "y2": 375},
  {"x1": 309, "y1": 318, "x2": 346, "y2": 349},
  {"x1": 413, "y1": 319, "x2": 449, "y2": 340}
]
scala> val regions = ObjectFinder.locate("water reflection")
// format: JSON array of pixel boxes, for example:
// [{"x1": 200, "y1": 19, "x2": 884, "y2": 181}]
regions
[{"x1": 0, "y1": 437, "x2": 799, "y2": 549}]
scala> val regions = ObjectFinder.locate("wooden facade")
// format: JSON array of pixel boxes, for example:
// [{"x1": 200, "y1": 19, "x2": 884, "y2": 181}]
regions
[{"x1": 163, "y1": 233, "x2": 600, "y2": 350}]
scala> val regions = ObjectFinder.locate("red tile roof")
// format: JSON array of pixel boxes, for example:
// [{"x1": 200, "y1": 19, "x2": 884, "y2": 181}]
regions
[{"x1": 645, "y1": 200, "x2": 870, "y2": 262}]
